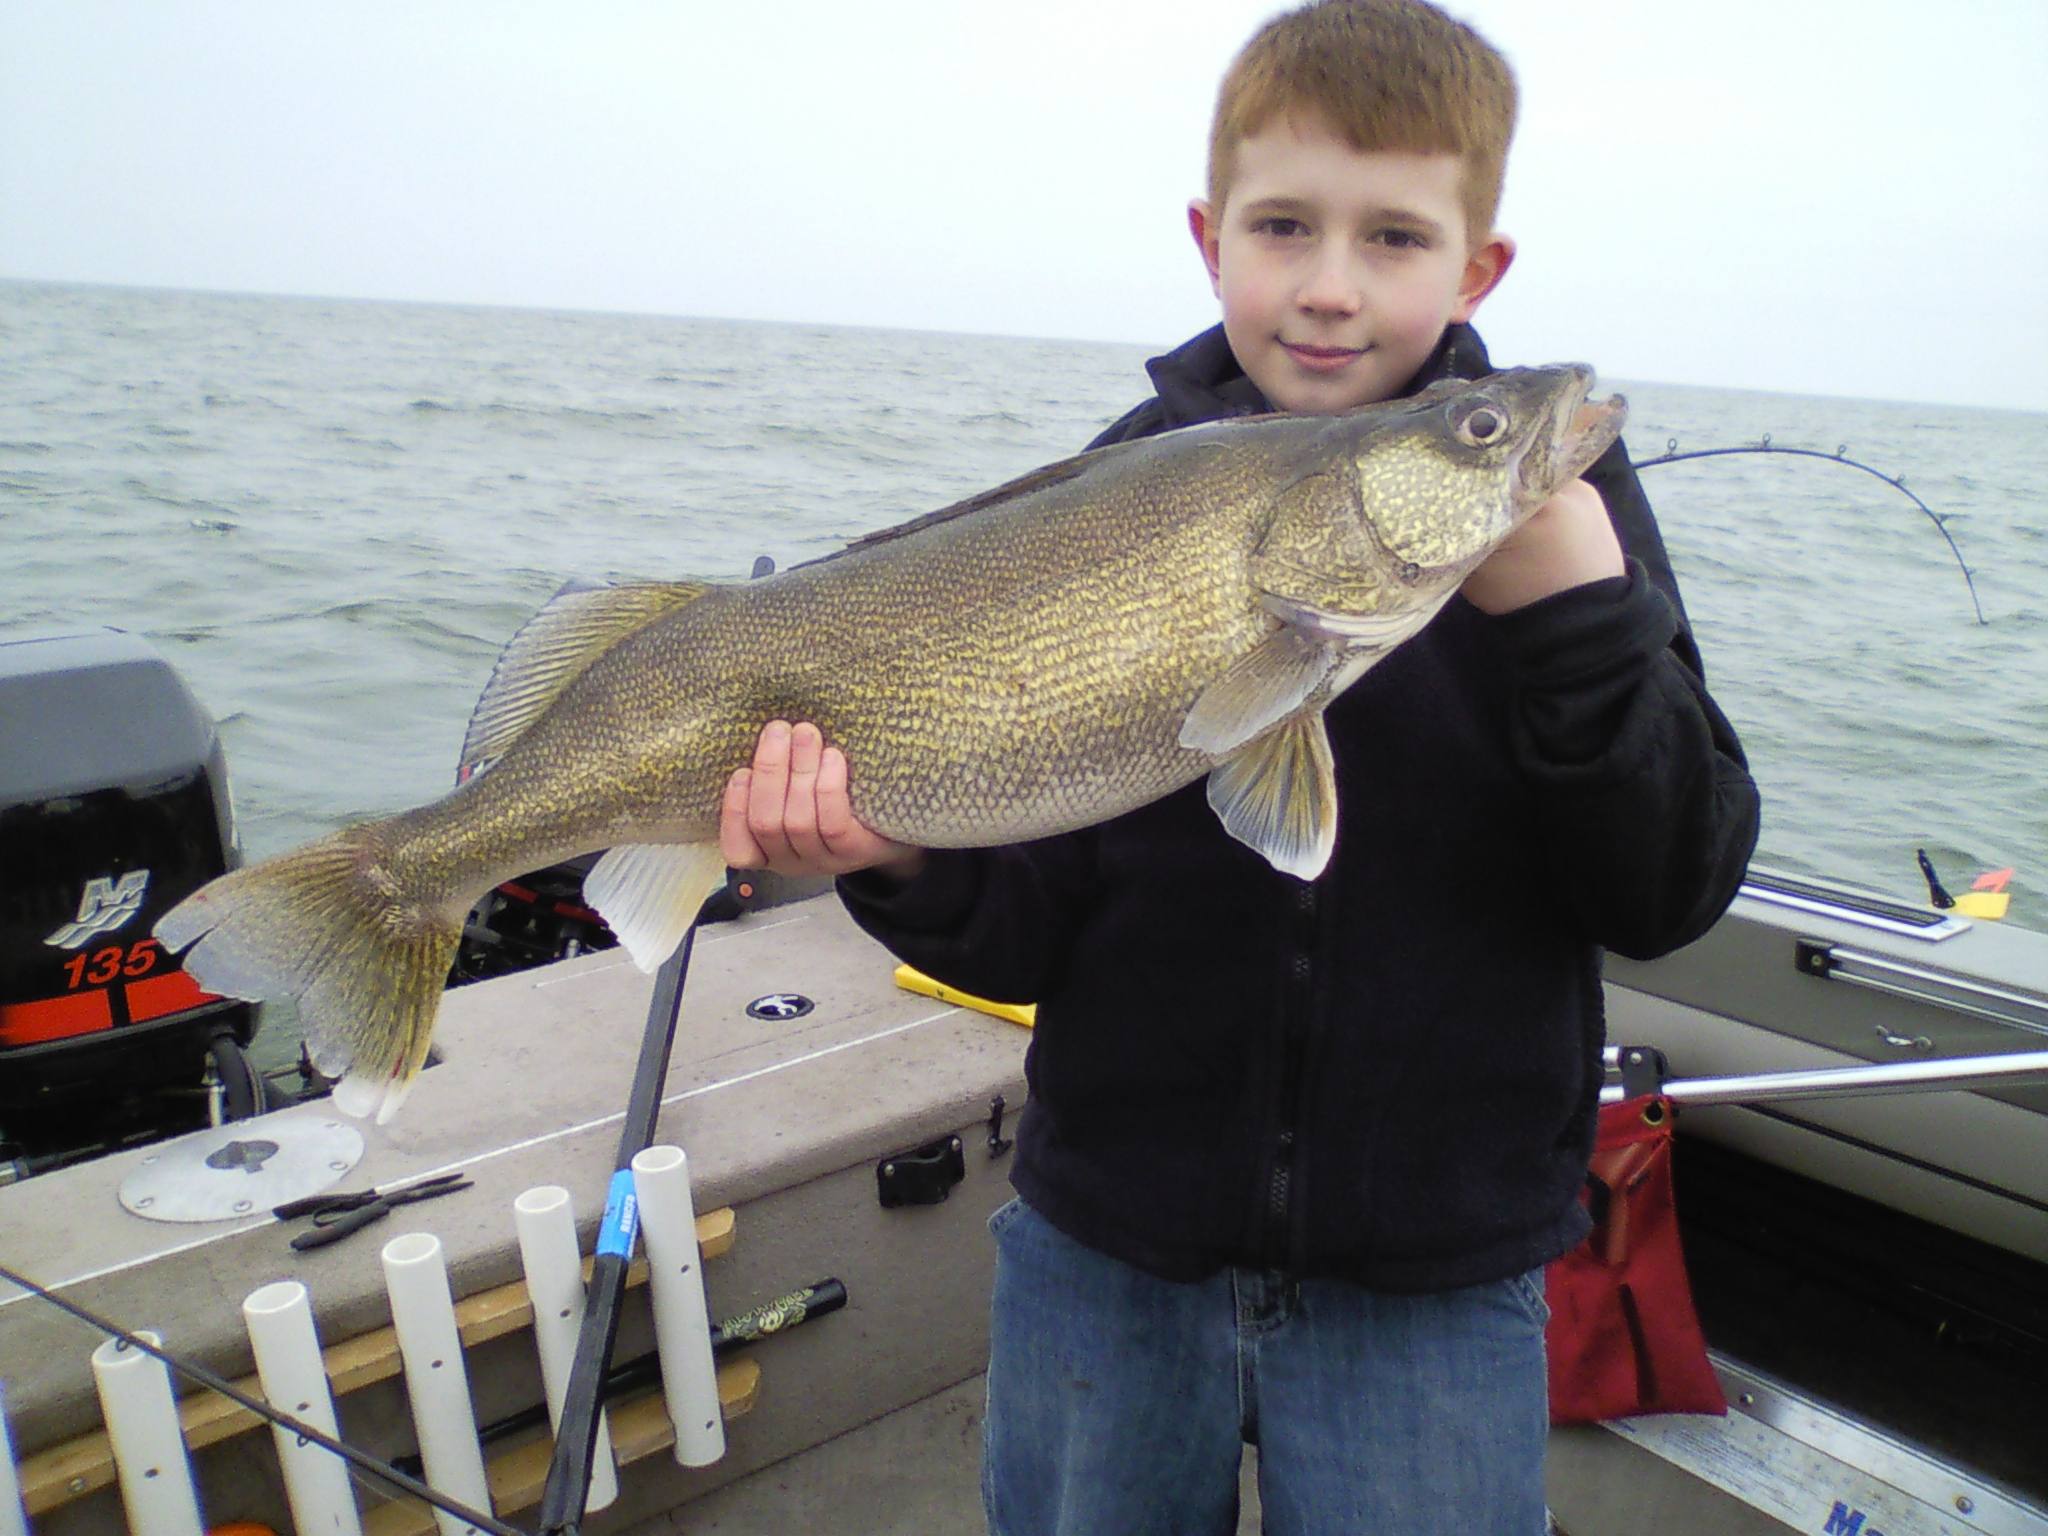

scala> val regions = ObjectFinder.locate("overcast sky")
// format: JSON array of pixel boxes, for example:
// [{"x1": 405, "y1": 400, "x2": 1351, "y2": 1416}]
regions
[{"x1": 3, "y1": 0, "x2": 2044, "y2": 410}]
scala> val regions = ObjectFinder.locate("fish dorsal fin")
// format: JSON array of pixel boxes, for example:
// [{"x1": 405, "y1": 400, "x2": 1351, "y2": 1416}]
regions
[
  {"x1": 460, "y1": 578, "x2": 713, "y2": 778},
  {"x1": 794, "y1": 450, "x2": 1109, "y2": 570},
  {"x1": 584, "y1": 842, "x2": 729, "y2": 972},
  {"x1": 1180, "y1": 624, "x2": 1341, "y2": 756},
  {"x1": 1205, "y1": 712, "x2": 1338, "y2": 880}
]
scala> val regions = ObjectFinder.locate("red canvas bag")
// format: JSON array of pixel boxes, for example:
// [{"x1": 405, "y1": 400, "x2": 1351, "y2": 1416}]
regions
[{"x1": 1544, "y1": 1095, "x2": 1727, "y2": 1423}]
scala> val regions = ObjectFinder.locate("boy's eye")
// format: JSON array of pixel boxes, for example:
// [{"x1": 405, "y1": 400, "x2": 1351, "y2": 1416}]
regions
[
  {"x1": 1375, "y1": 227, "x2": 1428, "y2": 249},
  {"x1": 1253, "y1": 216, "x2": 1309, "y2": 238}
]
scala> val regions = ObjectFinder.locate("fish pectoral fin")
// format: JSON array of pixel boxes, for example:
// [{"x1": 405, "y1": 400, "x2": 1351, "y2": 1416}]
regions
[
  {"x1": 584, "y1": 842, "x2": 729, "y2": 972},
  {"x1": 1179, "y1": 625, "x2": 1340, "y2": 756},
  {"x1": 1259, "y1": 593, "x2": 1441, "y2": 649},
  {"x1": 459, "y1": 578, "x2": 716, "y2": 780},
  {"x1": 1205, "y1": 712, "x2": 1338, "y2": 881}
]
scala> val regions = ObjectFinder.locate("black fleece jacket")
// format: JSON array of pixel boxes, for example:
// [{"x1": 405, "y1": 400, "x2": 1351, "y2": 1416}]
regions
[{"x1": 840, "y1": 323, "x2": 1760, "y2": 1291}]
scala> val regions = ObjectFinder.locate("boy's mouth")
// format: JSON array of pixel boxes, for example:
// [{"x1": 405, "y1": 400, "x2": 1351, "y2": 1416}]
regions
[{"x1": 1281, "y1": 341, "x2": 1368, "y2": 372}]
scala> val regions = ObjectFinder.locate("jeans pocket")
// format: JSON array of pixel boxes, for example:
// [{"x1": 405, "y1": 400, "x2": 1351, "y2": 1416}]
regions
[
  {"x1": 1506, "y1": 1267, "x2": 1552, "y2": 1328},
  {"x1": 987, "y1": 1195, "x2": 1025, "y2": 1238}
]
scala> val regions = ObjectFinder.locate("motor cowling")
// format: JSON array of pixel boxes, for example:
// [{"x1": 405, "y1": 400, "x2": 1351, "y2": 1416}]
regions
[{"x1": 0, "y1": 629, "x2": 252, "y2": 1153}]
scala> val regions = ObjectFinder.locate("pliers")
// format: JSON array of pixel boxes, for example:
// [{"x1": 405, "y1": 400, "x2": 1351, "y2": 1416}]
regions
[{"x1": 276, "y1": 1173, "x2": 474, "y2": 1251}]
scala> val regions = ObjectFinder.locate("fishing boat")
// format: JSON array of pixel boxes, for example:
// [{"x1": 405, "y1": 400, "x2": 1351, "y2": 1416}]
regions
[{"x1": 3, "y1": 631, "x2": 2046, "y2": 1536}]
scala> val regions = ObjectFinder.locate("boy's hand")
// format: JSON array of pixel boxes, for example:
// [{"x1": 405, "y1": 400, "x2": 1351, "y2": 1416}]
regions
[
  {"x1": 720, "y1": 720, "x2": 928, "y2": 883},
  {"x1": 1460, "y1": 478, "x2": 1626, "y2": 615}
]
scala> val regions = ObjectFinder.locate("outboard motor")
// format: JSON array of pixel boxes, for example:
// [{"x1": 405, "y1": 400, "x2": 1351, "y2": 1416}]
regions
[{"x1": 0, "y1": 629, "x2": 258, "y2": 1173}]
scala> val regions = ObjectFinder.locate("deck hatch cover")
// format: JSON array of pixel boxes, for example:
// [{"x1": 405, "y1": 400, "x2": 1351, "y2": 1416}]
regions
[{"x1": 118, "y1": 1116, "x2": 364, "y2": 1222}]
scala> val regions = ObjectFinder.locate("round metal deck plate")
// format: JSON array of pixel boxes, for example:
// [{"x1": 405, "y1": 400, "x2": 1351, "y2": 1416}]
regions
[{"x1": 118, "y1": 1117, "x2": 365, "y2": 1223}]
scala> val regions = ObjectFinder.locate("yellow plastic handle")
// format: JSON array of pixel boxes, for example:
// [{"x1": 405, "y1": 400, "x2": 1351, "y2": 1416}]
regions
[{"x1": 893, "y1": 965, "x2": 1037, "y2": 1027}]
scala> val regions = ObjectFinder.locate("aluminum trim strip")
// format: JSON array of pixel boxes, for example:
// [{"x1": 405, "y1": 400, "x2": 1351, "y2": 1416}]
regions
[
  {"x1": 1718, "y1": 1354, "x2": 2046, "y2": 1534},
  {"x1": 1742, "y1": 882, "x2": 1971, "y2": 941},
  {"x1": 1604, "y1": 1353, "x2": 2048, "y2": 1535},
  {"x1": 1817, "y1": 949, "x2": 2048, "y2": 1038}
]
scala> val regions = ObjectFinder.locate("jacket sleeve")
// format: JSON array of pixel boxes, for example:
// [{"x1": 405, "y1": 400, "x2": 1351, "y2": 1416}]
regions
[
  {"x1": 1486, "y1": 438, "x2": 1761, "y2": 959},
  {"x1": 835, "y1": 828, "x2": 1102, "y2": 1005}
]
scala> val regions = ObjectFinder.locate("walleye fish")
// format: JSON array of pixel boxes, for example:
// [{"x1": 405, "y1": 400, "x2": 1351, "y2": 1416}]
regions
[{"x1": 159, "y1": 365, "x2": 1625, "y2": 1121}]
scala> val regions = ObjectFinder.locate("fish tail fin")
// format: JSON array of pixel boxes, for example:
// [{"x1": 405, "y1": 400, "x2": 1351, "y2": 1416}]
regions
[{"x1": 155, "y1": 825, "x2": 461, "y2": 1124}]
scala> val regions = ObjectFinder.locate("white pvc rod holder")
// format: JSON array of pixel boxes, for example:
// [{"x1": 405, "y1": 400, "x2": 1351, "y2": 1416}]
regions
[
  {"x1": 89, "y1": 1331, "x2": 204, "y2": 1536},
  {"x1": 631, "y1": 1145, "x2": 725, "y2": 1466},
  {"x1": 512, "y1": 1186, "x2": 618, "y2": 1511},
  {"x1": 0, "y1": 1385, "x2": 31, "y2": 1536},
  {"x1": 243, "y1": 1281, "x2": 364, "y2": 1536},
  {"x1": 381, "y1": 1232, "x2": 492, "y2": 1536}
]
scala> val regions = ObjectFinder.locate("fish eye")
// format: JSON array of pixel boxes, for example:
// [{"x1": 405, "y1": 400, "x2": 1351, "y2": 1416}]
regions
[{"x1": 1454, "y1": 405, "x2": 1508, "y2": 447}]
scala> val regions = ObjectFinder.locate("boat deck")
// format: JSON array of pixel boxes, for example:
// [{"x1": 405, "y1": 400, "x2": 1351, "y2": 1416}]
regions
[
  {"x1": 5, "y1": 883, "x2": 2048, "y2": 1534},
  {"x1": 1, "y1": 894, "x2": 1029, "y2": 1532}
]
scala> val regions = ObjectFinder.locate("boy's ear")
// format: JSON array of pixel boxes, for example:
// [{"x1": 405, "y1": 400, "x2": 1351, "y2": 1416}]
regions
[
  {"x1": 1451, "y1": 233, "x2": 1516, "y2": 323},
  {"x1": 1188, "y1": 200, "x2": 1224, "y2": 295}
]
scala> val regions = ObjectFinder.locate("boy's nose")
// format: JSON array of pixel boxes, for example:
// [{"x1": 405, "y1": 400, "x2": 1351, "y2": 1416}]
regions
[{"x1": 1295, "y1": 246, "x2": 1363, "y2": 317}]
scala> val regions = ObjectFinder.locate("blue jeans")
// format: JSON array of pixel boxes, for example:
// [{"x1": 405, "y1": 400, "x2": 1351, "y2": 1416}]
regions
[{"x1": 983, "y1": 1199, "x2": 1550, "y2": 1536}]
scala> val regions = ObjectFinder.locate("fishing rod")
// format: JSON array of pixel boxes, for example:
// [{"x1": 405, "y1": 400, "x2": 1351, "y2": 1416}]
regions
[
  {"x1": 535, "y1": 929, "x2": 697, "y2": 1535},
  {"x1": 1631, "y1": 437, "x2": 1987, "y2": 625},
  {"x1": 395, "y1": 1277, "x2": 850, "y2": 1479},
  {"x1": 0, "y1": 1258, "x2": 525, "y2": 1536}
]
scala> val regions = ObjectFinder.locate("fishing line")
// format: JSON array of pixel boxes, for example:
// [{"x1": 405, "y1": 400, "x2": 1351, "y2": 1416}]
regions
[
  {"x1": 1631, "y1": 438, "x2": 1987, "y2": 625},
  {"x1": 0, "y1": 1259, "x2": 527, "y2": 1536}
]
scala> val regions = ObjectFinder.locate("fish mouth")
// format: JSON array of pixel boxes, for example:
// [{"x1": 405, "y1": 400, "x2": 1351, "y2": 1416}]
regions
[
  {"x1": 1558, "y1": 392, "x2": 1629, "y2": 479},
  {"x1": 1513, "y1": 368, "x2": 1628, "y2": 503}
]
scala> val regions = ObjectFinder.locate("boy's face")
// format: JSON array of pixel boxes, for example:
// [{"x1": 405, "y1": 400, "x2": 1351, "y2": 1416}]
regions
[{"x1": 1191, "y1": 119, "x2": 1515, "y2": 416}]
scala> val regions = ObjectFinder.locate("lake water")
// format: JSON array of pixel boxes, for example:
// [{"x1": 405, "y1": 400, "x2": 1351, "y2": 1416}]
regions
[{"x1": 4, "y1": 280, "x2": 2045, "y2": 1070}]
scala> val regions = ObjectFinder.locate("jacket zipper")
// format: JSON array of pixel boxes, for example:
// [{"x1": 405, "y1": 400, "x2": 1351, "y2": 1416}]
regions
[{"x1": 1262, "y1": 882, "x2": 1318, "y2": 1268}]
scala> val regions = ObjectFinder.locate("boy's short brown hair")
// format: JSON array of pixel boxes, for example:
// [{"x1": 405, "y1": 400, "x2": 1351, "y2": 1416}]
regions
[{"x1": 1209, "y1": 0, "x2": 1518, "y2": 245}]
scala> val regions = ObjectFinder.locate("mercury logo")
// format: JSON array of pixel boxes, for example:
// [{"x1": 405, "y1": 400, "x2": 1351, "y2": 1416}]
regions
[
  {"x1": 1823, "y1": 1503, "x2": 1885, "y2": 1536},
  {"x1": 45, "y1": 871, "x2": 152, "y2": 950}
]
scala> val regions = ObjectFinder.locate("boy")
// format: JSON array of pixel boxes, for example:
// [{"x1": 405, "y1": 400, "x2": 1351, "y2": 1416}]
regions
[{"x1": 723, "y1": 2, "x2": 1758, "y2": 1531}]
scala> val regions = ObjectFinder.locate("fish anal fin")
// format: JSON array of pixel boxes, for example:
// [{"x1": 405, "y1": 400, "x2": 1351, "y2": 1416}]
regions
[
  {"x1": 460, "y1": 578, "x2": 716, "y2": 779},
  {"x1": 1180, "y1": 626, "x2": 1339, "y2": 756},
  {"x1": 585, "y1": 843, "x2": 729, "y2": 972},
  {"x1": 1205, "y1": 712, "x2": 1338, "y2": 880}
]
